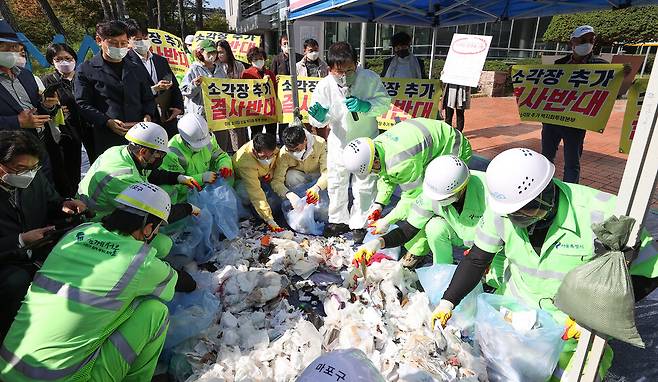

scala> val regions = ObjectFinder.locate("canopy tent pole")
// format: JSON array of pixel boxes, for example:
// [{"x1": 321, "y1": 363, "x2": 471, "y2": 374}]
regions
[
  {"x1": 565, "y1": 43, "x2": 658, "y2": 382},
  {"x1": 641, "y1": 45, "x2": 650, "y2": 77},
  {"x1": 359, "y1": 22, "x2": 367, "y2": 67},
  {"x1": 428, "y1": 26, "x2": 438, "y2": 79},
  {"x1": 286, "y1": 15, "x2": 302, "y2": 125}
]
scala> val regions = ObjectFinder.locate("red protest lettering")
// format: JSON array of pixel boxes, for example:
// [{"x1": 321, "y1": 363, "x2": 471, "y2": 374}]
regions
[
  {"x1": 513, "y1": 86, "x2": 525, "y2": 98},
  {"x1": 282, "y1": 94, "x2": 293, "y2": 113},
  {"x1": 229, "y1": 40, "x2": 240, "y2": 51},
  {"x1": 300, "y1": 94, "x2": 310, "y2": 111},
  {"x1": 518, "y1": 87, "x2": 549, "y2": 110},
  {"x1": 229, "y1": 99, "x2": 247, "y2": 117},
  {"x1": 383, "y1": 99, "x2": 410, "y2": 120},
  {"x1": 412, "y1": 101, "x2": 433, "y2": 118},
  {"x1": 245, "y1": 99, "x2": 260, "y2": 116},
  {"x1": 570, "y1": 90, "x2": 609, "y2": 117},
  {"x1": 211, "y1": 98, "x2": 227, "y2": 120},
  {"x1": 263, "y1": 97, "x2": 276, "y2": 117},
  {"x1": 240, "y1": 41, "x2": 253, "y2": 54}
]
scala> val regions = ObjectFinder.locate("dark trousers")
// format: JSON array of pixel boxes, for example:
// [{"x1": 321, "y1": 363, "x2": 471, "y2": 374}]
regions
[
  {"x1": 541, "y1": 123, "x2": 587, "y2": 184},
  {"x1": 0, "y1": 264, "x2": 35, "y2": 343},
  {"x1": 44, "y1": 132, "x2": 82, "y2": 198},
  {"x1": 444, "y1": 107, "x2": 465, "y2": 132}
]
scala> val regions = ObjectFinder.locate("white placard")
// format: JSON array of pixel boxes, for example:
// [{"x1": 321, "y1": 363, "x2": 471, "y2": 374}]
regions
[{"x1": 440, "y1": 33, "x2": 492, "y2": 87}]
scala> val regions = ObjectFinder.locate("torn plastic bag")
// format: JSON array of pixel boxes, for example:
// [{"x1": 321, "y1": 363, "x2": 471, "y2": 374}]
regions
[
  {"x1": 416, "y1": 264, "x2": 482, "y2": 332},
  {"x1": 282, "y1": 181, "x2": 329, "y2": 235},
  {"x1": 364, "y1": 224, "x2": 401, "y2": 261},
  {"x1": 189, "y1": 178, "x2": 240, "y2": 241},
  {"x1": 475, "y1": 293, "x2": 563, "y2": 382}
]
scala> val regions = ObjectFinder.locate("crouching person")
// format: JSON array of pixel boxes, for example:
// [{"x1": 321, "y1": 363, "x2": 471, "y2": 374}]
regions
[{"x1": 0, "y1": 183, "x2": 195, "y2": 381}]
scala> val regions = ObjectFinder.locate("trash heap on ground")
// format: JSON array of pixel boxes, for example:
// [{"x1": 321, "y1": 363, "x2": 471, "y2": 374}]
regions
[{"x1": 162, "y1": 221, "x2": 490, "y2": 382}]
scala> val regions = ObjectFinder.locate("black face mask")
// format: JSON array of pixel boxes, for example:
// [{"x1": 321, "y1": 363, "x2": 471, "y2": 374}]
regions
[
  {"x1": 508, "y1": 182, "x2": 557, "y2": 229},
  {"x1": 396, "y1": 49, "x2": 410, "y2": 58},
  {"x1": 144, "y1": 151, "x2": 164, "y2": 170}
]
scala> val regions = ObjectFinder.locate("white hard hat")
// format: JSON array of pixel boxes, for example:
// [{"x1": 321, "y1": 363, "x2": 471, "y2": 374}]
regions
[
  {"x1": 114, "y1": 182, "x2": 171, "y2": 223},
  {"x1": 485, "y1": 148, "x2": 555, "y2": 215},
  {"x1": 184, "y1": 35, "x2": 195, "y2": 45},
  {"x1": 342, "y1": 138, "x2": 375, "y2": 176},
  {"x1": 125, "y1": 122, "x2": 169, "y2": 152},
  {"x1": 178, "y1": 114, "x2": 211, "y2": 149},
  {"x1": 423, "y1": 155, "x2": 470, "y2": 201},
  {"x1": 296, "y1": 349, "x2": 385, "y2": 382}
]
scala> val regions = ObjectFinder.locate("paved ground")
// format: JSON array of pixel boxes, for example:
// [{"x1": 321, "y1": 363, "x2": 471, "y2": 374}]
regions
[{"x1": 463, "y1": 97, "x2": 658, "y2": 209}]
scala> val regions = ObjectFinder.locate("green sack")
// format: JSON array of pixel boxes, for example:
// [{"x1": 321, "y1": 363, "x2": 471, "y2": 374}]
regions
[{"x1": 554, "y1": 216, "x2": 645, "y2": 348}]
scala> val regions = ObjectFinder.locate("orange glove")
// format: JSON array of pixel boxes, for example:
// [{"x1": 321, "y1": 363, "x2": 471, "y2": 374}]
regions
[
  {"x1": 262, "y1": 173, "x2": 272, "y2": 183},
  {"x1": 219, "y1": 167, "x2": 233, "y2": 178},
  {"x1": 366, "y1": 204, "x2": 383, "y2": 223},
  {"x1": 177, "y1": 175, "x2": 202, "y2": 191},
  {"x1": 266, "y1": 219, "x2": 284, "y2": 232},
  {"x1": 306, "y1": 186, "x2": 320, "y2": 204}
]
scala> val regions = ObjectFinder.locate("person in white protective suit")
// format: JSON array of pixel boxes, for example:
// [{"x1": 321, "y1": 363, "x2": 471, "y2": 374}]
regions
[
  {"x1": 296, "y1": 348, "x2": 386, "y2": 382},
  {"x1": 308, "y1": 41, "x2": 391, "y2": 242}
]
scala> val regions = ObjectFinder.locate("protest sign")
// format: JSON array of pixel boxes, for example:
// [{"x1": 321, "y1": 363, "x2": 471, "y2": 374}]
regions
[
  {"x1": 193, "y1": 31, "x2": 261, "y2": 63},
  {"x1": 619, "y1": 78, "x2": 648, "y2": 153},
  {"x1": 276, "y1": 76, "x2": 441, "y2": 129},
  {"x1": 512, "y1": 64, "x2": 625, "y2": 133},
  {"x1": 441, "y1": 34, "x2": 492, "y2": 87},
  {"x1": 202, "y1": 77, "x2": 277, "y2": 131},
  {"x1": 147, "y1": 28, "x2": 190, "y2": 82}
]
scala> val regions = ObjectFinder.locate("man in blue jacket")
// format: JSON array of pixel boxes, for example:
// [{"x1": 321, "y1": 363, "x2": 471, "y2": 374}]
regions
[{"x1": 75, "y1": 20, "x2": 156, "y2": 162}]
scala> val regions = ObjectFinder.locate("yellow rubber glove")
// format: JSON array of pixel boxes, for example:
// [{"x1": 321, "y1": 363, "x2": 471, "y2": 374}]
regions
[
  {"x1": 352, "y1": 238, "x2": 382, "y2": 265},
  {"x1": 430, "y1": 299, "x2": 454, "y2": 329},
  {"x1": 562, "y1": 317, "x2": 582, "y2": 340}
]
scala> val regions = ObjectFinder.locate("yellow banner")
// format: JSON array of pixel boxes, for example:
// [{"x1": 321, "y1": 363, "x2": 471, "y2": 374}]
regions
[
  {"x1": 276, "y1": 76, "x2": 442, "y2": 129},
  {"x1": 193, "y1": 31, "x2": 261, "y2": 63},
  {"x1": 619, "y1": 78, "x2": 648, "y2": 154},
  {"x1": 511, "y1": 64, "x2": 625, "y2": 133},
  {"x1": 147, "y1": 28, "x2": 190, "y2": 83},
  {"x1": 201, "y1": 77, "x2": 277, "y2": 131}
]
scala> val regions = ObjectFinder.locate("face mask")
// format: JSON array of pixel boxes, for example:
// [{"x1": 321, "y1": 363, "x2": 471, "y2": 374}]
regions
[
  {"x1": 107, "y1": 46, "x2": 129, "y2": 61},
  {"x1": 132, "y1": 39, "x2": 152, "y2": 56},
  {"x1": 144, "y1": 151, "x2": 165, "y2": 170},
  {"x1": 573, "y1": 43, "x2": 593, "y2": 57},
  {"x1": 437, "y1": 193, "x2": 461, "y2": 207},
  {"x1": 143, "y1": 222, "x2": 162, "y2": 243},
  {"x1": 1, "y1": 168, "x2": 38, "y2": 188},
  {"x1": 258, "y1": 157, "x2": 272, "y2": 166},
  {"x1": 306, "y1": 51, "x2": 319, "y2": 61},
  {"x1": 15, "y1": 56, "x2": 26, "y2": 68},
  {"x1": 282, "y1": 44, "x2": 289, "y2": 54},
  {"x1": 203, "y1": 52, "x2": 217, "y2": 63},
  {"x1": 291, "y1": 149, "x2": 305, "y2": 160},
  {"x1": 0, "y1": 52, "x2": 18, "y2": 68},
  {"x1": 396, "y1": 49, "x2": 410, "y2": 58},
  {"x1": 252, "y1": 60, "x2": 265, "y2": 69},
  {"x1": 508, "y1": 213, "x2": 544, "y2": 229},
  {"x1": 333, "y1": 74, "x2": 347, "y2": 87},
  {"x1": 55, "y1": 60, "x2": 76, "y2": 74}
]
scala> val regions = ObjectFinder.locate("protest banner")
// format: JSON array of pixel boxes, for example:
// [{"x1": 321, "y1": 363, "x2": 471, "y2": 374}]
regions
[
  {"x1": 147, "y1": 28, "x2": 190, "y2": 82},
  {"x1": 441, "y1": 34, "x2": 492, "y2": 87},
  {"x1": 193, "y1": 31, "x2": 261, "y2": 63},
  {"x1": 202, "y1": 77, "x2": 277, "y2": 131},
  {"x1": 512, "y1": 64, "x2": 625, "y2": 133},
  {"x1": 619, "y1": 78, "x2": 648, "y2": 153},
  {"x1": 276, "y1": 76, "x2": 442, "y2": 129}
]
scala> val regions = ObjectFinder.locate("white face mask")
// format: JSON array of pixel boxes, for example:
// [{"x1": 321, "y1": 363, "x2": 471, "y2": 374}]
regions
[
  {"x1": 291, "y1": 149, "x2": 305, "y2": 160},
  {"x1": 15, "y1": 56, "x2": 26, "y2": 68},
  {"x1": 258, "y1": 157, "x2": 273, "y2": 166},
  {"x1": 55, "y1": 59, "x2": 76, "y2": 74},
  {"x1": 1, "y1": 168, "x2": 38, "y2": 189},
  {"x1": 333, "y1": 74, "x2": 347, "y2": 87},
  {"x1": 203, "y1": 52, "x2": 217, "y2": 63},
  {"x1": 306, "y1": 51, "x2": 320, "y2": 61},
  {"x1": 0, "y1": 52, "x2": 19, "y2": 68},
  {"x1": 107, "y1": 46, "x2": 129, "y2": 61},
  {"x1": 252, "y1": 60, "x2": 265, "y2": 69},
  {"x1": 132, "y1": 39, "x2": 152, "y2": 56},
  {"x1": 573, "y1": 43, "x2": 593, "y2": 57}
]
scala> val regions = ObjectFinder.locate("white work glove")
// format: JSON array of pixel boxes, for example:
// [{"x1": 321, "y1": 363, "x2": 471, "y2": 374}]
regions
[
  {"x1": 352, "y1": 238, "x2": 383, "y2": 265},
  {"x1": 177, "y1": 175, "x2": 202, "y2": 191},
  {"x1": 202, "y1": 171, "x2": 218, "y2": 184},
  {"x1": 286, "y1": 192, "x2": 303, "y2": 209},
  {"x1": 430, "y1": 299, "x2": 454, "y2": 329},
  {"x1": 189, "y1": 203, "x2": 201, "y2": 216},
  {"x1": 369, "y1": 219, "x2": 390, "y2": 235},
  {"x1": 366, "y1": 203, "x2": 383, "y2": 223}
]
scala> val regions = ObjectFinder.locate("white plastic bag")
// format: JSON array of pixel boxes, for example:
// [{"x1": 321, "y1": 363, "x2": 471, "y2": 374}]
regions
[
  {"x1": 282, "y1": 181, "x2": 329, "y2": 235},
  {"x1": 475, "y1": 293, "x2": 563, "y2": 382}
]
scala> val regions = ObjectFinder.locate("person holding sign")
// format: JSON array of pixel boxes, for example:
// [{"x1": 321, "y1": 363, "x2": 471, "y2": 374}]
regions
[
  {"x1": 342, "y1": 118, "x2": 472, "y2": 266},
  {"x1": 242, "y1": 46, "x2": 277, "y2": 139},
  {"x1": 126, "y1": 20, "x2": 184, "y2": 139},
  {"x1": 307, "y1": 41, "x2": 390, "y2": 241},
  {"x1": 216, "y1": 40, "x2": 248, "y2": 154},
  {"x1": 233, "y1": 133, "x2": 283, "y2": 232},
  {"x1": 541, "y1": 25, "x2": 608, "y2": 184},
  {"x1": 181, "y1": 39, "x2": 223, "y2": 117},
  {"x1": 271, "y1": 125, "x2": 328, "y2": 207},
  {"x1": 381, "y1": 32, "x2": 426, "y2": 79}
]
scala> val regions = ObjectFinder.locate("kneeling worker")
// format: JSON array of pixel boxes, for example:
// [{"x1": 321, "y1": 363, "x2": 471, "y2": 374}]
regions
[
  {"x1": 0, "y1": 183, "x2": 195, "y2": 381},
  {"x1": 78, "y1": 121, "x2": 201, "y2": 221},
  {"x1": 272, "y1": 125, "x2": 327, "y2": 206},
  {"x1": 343, "y1": 117, "x2": 472, "y2": 248},
  {"x1": 233, "y1": 133, "x2": 283, "y2": 232},
  {"x1": 432, "y1": 148, "x2": 658, "y2": 381},
  {"x1": 161, "y1": 113, "x2": 234, "y2": 203}
]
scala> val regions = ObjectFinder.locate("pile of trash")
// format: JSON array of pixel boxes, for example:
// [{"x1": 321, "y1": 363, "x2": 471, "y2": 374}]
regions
[{"x1": 164, "y1": 223, "x2": 488, "y2": 382}]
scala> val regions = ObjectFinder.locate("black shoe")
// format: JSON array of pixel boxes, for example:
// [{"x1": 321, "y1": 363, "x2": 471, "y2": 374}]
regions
[
  {"x1": 323, "y1": 223, "x2": 350, "y2": 238},
  {"x1": 352, "y1": 228, "x2": 367, "y2": 244}
]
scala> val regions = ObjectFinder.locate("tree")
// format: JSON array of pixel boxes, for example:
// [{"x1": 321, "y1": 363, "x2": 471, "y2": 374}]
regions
[
  {"x1": 99, "y1": 0, "x2": 113, "y2": 20},
  {"x1": 543, "y1": 6, "x2": 658, "y2": 45},
  {"x1": 177, "y1": 0, "x2": 185, "y2": 37},
  {"x1": 0, "y1": 0, "x2": 17, "y2": 27},
  {"x1": 195, "y1": 0, "x2": 203, "y2": 29},
  {"x1": 115, "y1": 0, "x2": 126, "y2": 19},
  {"x1": 36, "y1": 0, "x2": 66, "y2": 36},
  {"x1": 205, "y1": 9, "x2": 228, "y2": 32}
]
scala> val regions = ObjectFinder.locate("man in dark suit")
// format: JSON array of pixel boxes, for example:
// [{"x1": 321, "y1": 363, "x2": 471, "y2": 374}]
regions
[
  {"x1": 75, "y1": 20, "x2": 156, "y2": 162},
  {"x1": 125, "y1": 20, "x2": 184, "y2": 138}
]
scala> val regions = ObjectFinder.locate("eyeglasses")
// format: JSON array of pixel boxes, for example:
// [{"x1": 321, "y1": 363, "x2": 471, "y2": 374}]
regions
[
  {"x1": 1, "y1": 163, "x2": 41, "y2": 175},
  {"x1": 286, "y1": 142, "x2": 306, "y2": 153}
]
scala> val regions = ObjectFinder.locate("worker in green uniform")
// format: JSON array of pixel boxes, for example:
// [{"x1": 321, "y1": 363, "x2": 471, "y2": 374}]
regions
[
  {"x1": 0, "y1": 182, "x2": 197, "y2": 381},
  {"x1": 342, "y1": 117, "x2": 472, "y2": 254},
  {"x1": 78, "y1": 121, "x2": 202, "y2": 221},
  {"x1": 160, "y1": 113, "x2": 234, "y2": 203},
  {"x1": 432, "y1": 148, "x2": 658, "y2": 381}
]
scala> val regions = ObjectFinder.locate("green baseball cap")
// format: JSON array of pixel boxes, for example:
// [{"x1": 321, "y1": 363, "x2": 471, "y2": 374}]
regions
[{"x1": 197, "y1": 39, "x2": 217, "y2": 52}]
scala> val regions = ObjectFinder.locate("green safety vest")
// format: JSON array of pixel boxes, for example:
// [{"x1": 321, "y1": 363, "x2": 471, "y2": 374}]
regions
[
  {"x1": 78, "y1": 146, "x2": 151, "y2": 220},
  {"x1": 374, "y1": 118, "x2": 472, "y2": 223},
  {"x1": 161, "y1": 134, "x2": 233, "y2": 203},
  {"x1": 474, "y1": 179, "x2": 658, "y2": 324},
  {"x1": 0, "y1": 223, "x2": 177, "y2": 381}
]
